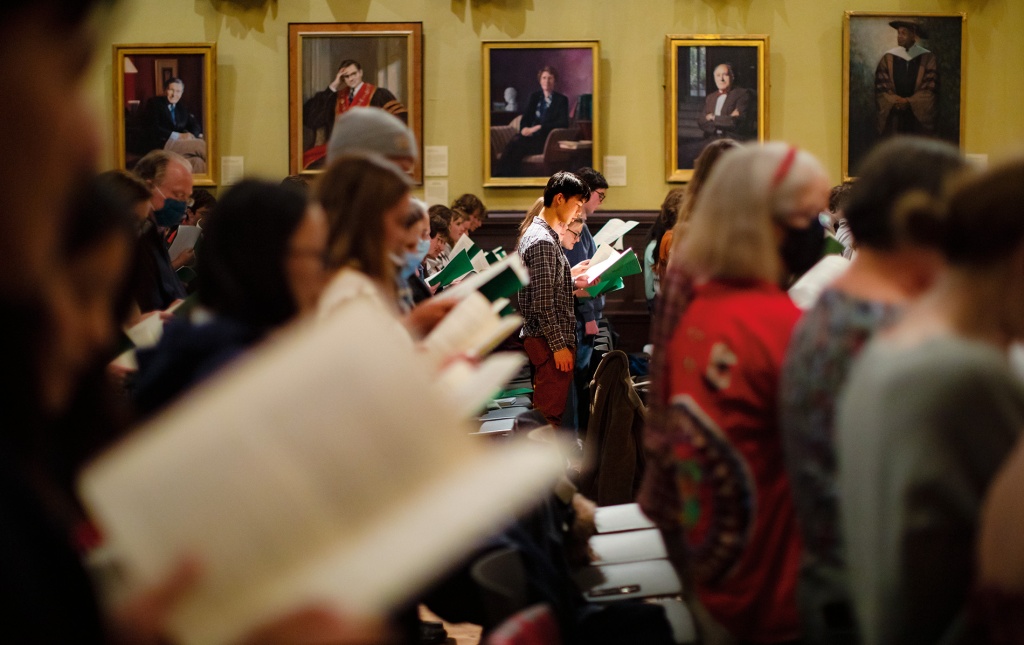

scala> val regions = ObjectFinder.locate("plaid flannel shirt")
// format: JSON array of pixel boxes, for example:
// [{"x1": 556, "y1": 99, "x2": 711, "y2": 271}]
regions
[{"x1": 518, "y1": 217, "x2": 576, "y2": 352}]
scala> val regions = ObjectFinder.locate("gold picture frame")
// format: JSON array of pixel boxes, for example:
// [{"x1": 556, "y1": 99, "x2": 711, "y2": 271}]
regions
[
  {"x1": 842, "y1": 12, "x2": 966, "y2": 180},
  {"x1": 114, "y1": 43, "x2": 217, "y2": 186},
  {"x1": 665, "y1": 34, "x2": 768, "y2": 183},
  {"x1": 483, "y1": 40, "x2": 600, "y2": 188},
  {"x1": 288, "y1": 22, "x2": 423, "y2": 183}
]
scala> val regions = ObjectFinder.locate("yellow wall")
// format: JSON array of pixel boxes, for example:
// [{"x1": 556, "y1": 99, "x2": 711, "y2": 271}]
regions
[{"x1": 87, "y1": 0, "x2": 1024, "y2": 210}]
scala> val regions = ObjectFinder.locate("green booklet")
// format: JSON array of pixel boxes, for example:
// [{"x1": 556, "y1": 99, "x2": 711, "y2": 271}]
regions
[
  {"x1": 824, "y1": 232, "x2": 846, "y2": 256},
  {"x1": 426, "y1": 249, "x2": 474, "y2": 287},
  {"x1": 441, "y1": 254, "x2": 530, "y2": 303},
  {"x1": 496, "y1": 386, "x2": 534, "y2": 398},
  {"x1": 583, "y1": 277, "x2": 626, "y2": 298},
  {"x1": 581, "y1": 248, "x2": 641, "y2": 298},
  {"x1": 451, "y1": 234, "x2": 482, "y2": 259}
]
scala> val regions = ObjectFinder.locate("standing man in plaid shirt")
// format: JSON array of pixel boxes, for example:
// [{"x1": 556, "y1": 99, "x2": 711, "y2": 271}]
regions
[{"x1": 518, "y1": 172, "x2": 592, "y2": 426}]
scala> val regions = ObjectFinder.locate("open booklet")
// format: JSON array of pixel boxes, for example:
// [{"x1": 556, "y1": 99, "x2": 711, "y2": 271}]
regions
[
  {"x1": 79, "y1": 299, "x2": 562, "y2": 645},
  {"x1": 423, "y1": 293, "x2": 523, "y2": 361},
  {"x1": 483, "y1": 246, "x2": 508, "y2": 265},
  {"x1": 167, "y1": 225, "x2": 202, "y2": 260},
  {"x1": 592, "y1": 218, "x2": 639, "y2": 249},
  {"x1": 451, "y1": 234, "x2": 497, "y2": 273},
  {"x1": 438, "y1": 253, "x2": 530, "y2": 304},
  {"x1": 450, "y1": 233, "x2": 481, "y2": 259},
  {"x1": 426, "y1": 249, "x2": 474, "y2": 287},
  {"x1": 580, "y1": 247, "x2": 642, "y2": 298},
  {"x1": 788, "y1": 254, "x2": 850, "y2": 310},
  {"x1": 112, "y1": 294, "x2": 202, "y2": 371}
]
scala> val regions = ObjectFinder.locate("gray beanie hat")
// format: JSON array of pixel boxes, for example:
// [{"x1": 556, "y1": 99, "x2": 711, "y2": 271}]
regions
[{"x1": 326, "y1": 107, "x2": 418, "y2": 165}]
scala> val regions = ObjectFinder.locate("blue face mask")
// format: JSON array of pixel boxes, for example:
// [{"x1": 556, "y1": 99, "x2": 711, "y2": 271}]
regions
[
  {"x1": 392, "y1": 240, "x2": 429, "y2": 281},
  {"x1": 415, "y1": 237, "x2": 431, "y2": 263},
  {"x1": 153, "y1": 193, "x2": 188, "y2": 228}
]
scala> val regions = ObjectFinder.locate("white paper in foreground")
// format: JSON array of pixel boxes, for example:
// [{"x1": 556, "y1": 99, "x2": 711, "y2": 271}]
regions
[{"x1": 80, "y1": 299, "x2": 559, "y2": 645}]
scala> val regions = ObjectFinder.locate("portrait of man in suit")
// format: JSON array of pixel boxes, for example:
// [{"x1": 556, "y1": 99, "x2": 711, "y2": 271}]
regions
[
  {"x1": 143, "y1": 76, "x2": 207, "y2": 173},
  {"x1": 699, "y1": 63, "x2": 755, "y2": 141},
  {"x1": 669, "y1": 41, "x2": 764, "y2": 180}
]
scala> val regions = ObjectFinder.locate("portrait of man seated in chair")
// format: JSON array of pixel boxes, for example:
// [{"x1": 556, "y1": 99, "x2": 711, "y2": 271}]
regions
[{"x1": 143, "y1": 77, "x2": 207, "y2": 174}]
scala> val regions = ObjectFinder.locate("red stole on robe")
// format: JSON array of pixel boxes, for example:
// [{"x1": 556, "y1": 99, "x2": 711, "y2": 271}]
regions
[
  {"x1": 335, "y1": 82, "x2": 376, "y2": 116},
  {"x1": 302, "y1": 83, "x2": 379, "y2": 169}
]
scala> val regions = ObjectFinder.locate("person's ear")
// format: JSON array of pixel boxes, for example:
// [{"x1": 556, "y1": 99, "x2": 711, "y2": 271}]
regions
[{"x1": 551, "y1": 193, "x2": 566, "y2": 208}]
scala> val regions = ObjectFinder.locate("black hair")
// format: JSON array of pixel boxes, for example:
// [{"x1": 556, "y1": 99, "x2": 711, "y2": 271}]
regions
[
  {"x1": 189, "y1": 188, "x2": 217, "y2": 212},
  {"x1": 281, "y1": 174, "x2": 311, "y2": 194},
  {"x1": 543, "y1": 171, "x2": 590, "y2": 207},
  {"x1": 197, "y1": 179, "x2": 309, "y2": 330},
  {"x1": 163, "y1": 76, "x2": 184, "y2": 90},
  {"x1": 43, "y1": 175, "x2": 139, "y2": 495},
  {"x1": 575, "y1": 167, "x2": 608, "y2": 191},
  {"x1": 74, "y1": 172, "x2": 142, "y2": 316},
  {"x1": 845, "y1": 137, "x2": 966, "y2": 251},
  {"x1": 338, "y1": 59, "x2": 362, "y2": 72}
]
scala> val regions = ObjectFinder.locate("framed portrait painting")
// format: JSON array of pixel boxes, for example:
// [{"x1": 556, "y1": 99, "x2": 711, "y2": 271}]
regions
[
  {"x1": 289, "y1": 22, "x2": 423, "y2": 183},
  {"x1": 665, "y1": 35, "x2": 768, "y2": 182},
  {"x1": 113, "y1": 43, "x2": 217, "y2": 185},
  {"x1": 843, "y1": 12, "x2": 966, "y2": 180},
  {"x1": 484, "y1": 41, "x2": 600, "y2": 187}
]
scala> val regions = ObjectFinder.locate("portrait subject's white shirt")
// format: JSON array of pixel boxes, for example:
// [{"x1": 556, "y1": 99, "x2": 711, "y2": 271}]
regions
[
  {"x1": 714, "y1": 92, "x2": 728, "y2": 116},
  {"x1": 887, "y1": 42, "x2": 930, "y2": 62}
]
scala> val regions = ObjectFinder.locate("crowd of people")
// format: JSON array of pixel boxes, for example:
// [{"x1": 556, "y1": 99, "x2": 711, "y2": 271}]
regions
[{"x1": 4, "y1": 1, "x2": 1024, "y2": 644}]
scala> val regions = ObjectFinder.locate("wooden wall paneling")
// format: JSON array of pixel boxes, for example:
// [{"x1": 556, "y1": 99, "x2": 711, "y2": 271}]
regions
[{"x1": 475, "y1": 210, "x2": 657, "y2": 352}]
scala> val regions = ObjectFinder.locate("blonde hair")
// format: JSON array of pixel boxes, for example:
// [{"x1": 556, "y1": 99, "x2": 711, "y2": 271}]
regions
[
  {"x1": 668, "y1": 139, "x2": 740, "y2": 259},
  {"x1": 677, "y1": 142, "x2": 828, "y2": 282},
  {"x1": 516, "y1": 196, "x2": 545, "y2": 245},
  {"x1": 450, "y1": 207, "x2": 473, "y2": 223}
]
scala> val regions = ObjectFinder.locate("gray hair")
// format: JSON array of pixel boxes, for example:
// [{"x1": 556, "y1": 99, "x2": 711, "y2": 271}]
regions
[
  {"x1": 132, "y1": 149, "x2": 191, "y2": 186},
  {"x1": 679, "y1": 142, "x2": 828, "y2": 282}
]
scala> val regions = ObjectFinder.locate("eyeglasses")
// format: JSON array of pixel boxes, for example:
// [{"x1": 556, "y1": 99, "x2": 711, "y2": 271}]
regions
[
  {"x1": 567, "y1": 228, "x2": 582, "y2": 241},
  {"x1": 595, "y1": 191, "x2": 607, "y2": 203},
  {"x1": 156, "y1": 185, "x2": 194, "y2": 206}
]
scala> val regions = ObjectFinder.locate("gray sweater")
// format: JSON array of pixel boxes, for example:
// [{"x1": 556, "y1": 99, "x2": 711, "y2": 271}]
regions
[{"x1": 837, "y1": 334, "x2": 1024, "y2": 645}]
